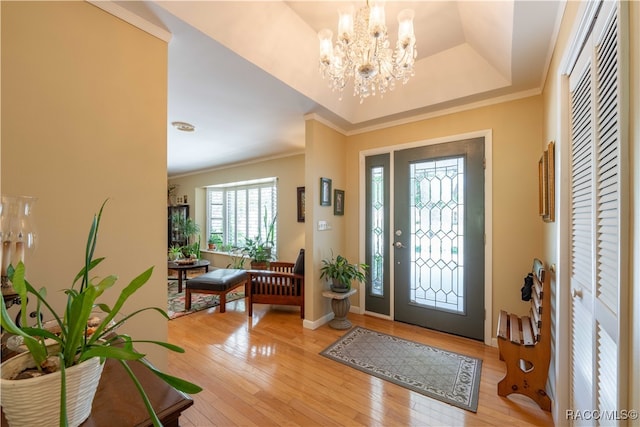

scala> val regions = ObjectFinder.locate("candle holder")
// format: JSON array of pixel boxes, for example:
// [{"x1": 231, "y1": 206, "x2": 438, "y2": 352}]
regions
[{"x1": 0, "y1": 195, "x2": 37, "y2": 298}]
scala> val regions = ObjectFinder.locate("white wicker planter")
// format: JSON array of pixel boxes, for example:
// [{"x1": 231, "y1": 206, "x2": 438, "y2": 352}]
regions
[{"x1": 0, "y1": 350, "x2": 104, "y2": 427}]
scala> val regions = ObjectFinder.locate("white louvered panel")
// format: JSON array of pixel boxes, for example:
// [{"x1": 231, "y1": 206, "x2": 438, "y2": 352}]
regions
[
  {"x1": 570, "y1": 63, "x2": 594, "y2": 289},
  {"x1": 571, "y1": 297, "x2": 594, "y2": 411},
  {"x1": 597, "y1": 323, "x2": 617, "y2": 419},
  {"x1": 568, "y1": 1, "x2": 626, "y2": 422},
  {"x1": 595, "y1": 3, "x2": 620, "y2": 317}
]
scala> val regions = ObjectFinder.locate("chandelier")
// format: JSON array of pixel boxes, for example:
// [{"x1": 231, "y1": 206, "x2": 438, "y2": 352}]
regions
[{"x1": 318, "y1": 1, "x2": 417, "y2": 101}]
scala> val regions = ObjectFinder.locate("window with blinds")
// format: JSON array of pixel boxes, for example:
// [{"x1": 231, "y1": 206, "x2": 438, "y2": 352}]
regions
[{"x1": 206, "y1": 178, "x2": 277, "y2": 252}]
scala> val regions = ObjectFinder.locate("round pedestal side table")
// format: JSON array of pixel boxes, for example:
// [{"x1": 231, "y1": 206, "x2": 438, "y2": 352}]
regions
[{"x1": 322, "y1": 288, "x2": 357, "y2": 330}]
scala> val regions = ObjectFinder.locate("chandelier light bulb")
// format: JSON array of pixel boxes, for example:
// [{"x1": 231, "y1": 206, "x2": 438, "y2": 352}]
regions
[
  {"x1": 368, "y1": 1, "x2": 386, "y2": 38},
  {"x1": 317, "y1": 1, "x2": 417, "y2": 101},
  {"x1": 397, "y1": 9, "x2": 415, "y2": 48},
  {"x1": 318, "y1": 29, "x2": 334, "y2": 65},
  {"x1": 338, "y1": 6, "x2": 354, "y2": 43}
]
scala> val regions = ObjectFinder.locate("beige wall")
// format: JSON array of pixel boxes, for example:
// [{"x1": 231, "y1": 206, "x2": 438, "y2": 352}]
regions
[
  {"x1": 304, "y1": 119, "x2": 347, "y2": 323},
  {"x1": 345, "y1": 96, "x2": 544, "y2": 334},
  {"x1": 168, "y1": 154, "x2": 305, "y2": 268},
  {"x1": 1, "y1": 2, "x2": 169, "y2": 367}
]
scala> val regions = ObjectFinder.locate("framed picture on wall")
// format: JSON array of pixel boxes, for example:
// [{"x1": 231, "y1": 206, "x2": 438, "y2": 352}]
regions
[
  {"x1": 320, "y1": 177, "x2": 332, "y2": 206},
  {"x1": 334, "y1": 189, "x2": 344, "y2": 215},
  {"x1": 297, "y1": 186, "x2": 305, "y2": 222},
  {"x1": 538, "y1": 154, "x2": 548, "y2": 217},
  {"x1": 544, "y1": 141, "x2": 555, "y2": 222},
  {"x1": 538, "y1": 141, "x2": 555, "y2": 222}
]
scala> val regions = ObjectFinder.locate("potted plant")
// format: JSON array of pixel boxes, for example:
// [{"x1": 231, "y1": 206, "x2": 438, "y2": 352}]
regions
[
  {"x1": 0, "y1": 201, "x2": 202, "y2": 427},
  {"x1": 208, "y1": 233, "x2": 222, "y2": 250},
  {"x1": 320, "y1": 253, "x2": 368, "y2": 293},
  {"x1": 168, "y1": 245, "x2": 183, "y2": 261},
  {"x1": 242, "y1": 236, "x2": 271, "y2": 269},
  {"x1": 243, "y1": 210, "x2": 277, "y2": 269}
]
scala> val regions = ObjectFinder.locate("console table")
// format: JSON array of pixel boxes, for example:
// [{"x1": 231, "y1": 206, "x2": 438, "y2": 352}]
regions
[
  {"x1": 322, "y1": 288, "x2": 357, "y2": 330},
  {"x1": 1, "y1": 355, "x2": 193, "y2": 427}
]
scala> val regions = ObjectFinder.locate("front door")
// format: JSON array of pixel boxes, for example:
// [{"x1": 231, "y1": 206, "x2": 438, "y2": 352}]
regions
[{"x1": 393, "y1": 138, "x2": 485, "y2": 340}]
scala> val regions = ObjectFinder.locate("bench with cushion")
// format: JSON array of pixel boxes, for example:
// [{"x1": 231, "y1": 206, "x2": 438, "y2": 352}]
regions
[
  {"x1": 185, "y1": 268, "x2": 247, "y2": 313},
  {"x1": 246, "y1": 249, "x2": 305, "y2": 318},
  {"x1": 496, "y1": 258, "x2": 551, "y2": 411}
]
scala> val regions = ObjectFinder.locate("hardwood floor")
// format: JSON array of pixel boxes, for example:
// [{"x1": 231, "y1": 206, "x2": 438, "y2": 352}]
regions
[{"x1": 167, "y1": 299, "x2": 554, "y2": 426}]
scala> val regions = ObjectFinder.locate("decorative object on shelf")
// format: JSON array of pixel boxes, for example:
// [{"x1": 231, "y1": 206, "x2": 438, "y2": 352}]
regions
[
  {"x1": 0, "y1": 200, "x2": 202, "y2": 427},
  {"x1": 0, "y1": 195, "x2": 37, "y2": 294},
  {"x1": 297, "y1": 186, "x2": 305, "y2": 222},
  {"x1": 318, "y1": 1, "x2": 417, "y2": 101},
  {"x1": 334, "y1": 189, "x2": 345, "y2": 216},
  {"x1": 320, "y1": 177, "x2": 332, "y2": 206},
  {"x1": 538, "y1": 141, "x2": 555, "y2": 222},
  {"x1": 167, "y1": 183, "x2": 178, "y2": 206},
  {"x1": 320, "y1": 253, "x2": 368, "y2": 293}
]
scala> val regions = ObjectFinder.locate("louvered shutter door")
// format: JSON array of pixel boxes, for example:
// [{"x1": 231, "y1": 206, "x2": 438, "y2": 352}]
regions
[
  {"x1": 569, "y1": 32, "x2": 596, "y2": 419},
  {"x1": 593, "y1": 3, "x2": 621, "y2": 414},
  {"x1": 568, "y1": 1, "x2": 627, "y2": 423}
]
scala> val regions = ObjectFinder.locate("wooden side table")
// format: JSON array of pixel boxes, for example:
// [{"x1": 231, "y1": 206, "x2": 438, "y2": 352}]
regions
[
  {"x1": 1, "y1": 353, "x2": 193, "y2": 427},
  {"x1": 322, "y1": 288, "x2": 357, "y2": 330}
]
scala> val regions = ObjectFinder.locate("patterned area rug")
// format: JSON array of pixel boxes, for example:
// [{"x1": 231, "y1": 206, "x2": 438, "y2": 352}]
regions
[
  {"x1": 167, "y1": 280, "x2": 244, "y2": 320},
  {"x1": 320, "y1": 326, "x2": 482, "y2": 412}
]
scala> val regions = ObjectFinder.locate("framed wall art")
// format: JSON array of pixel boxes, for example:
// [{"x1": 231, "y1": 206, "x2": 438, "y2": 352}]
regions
[
  {"x1": 297, "y1": 186, "x2": 305, "y2": 222},
  {"x1": 538, "y1": 141, "x2": 555, "y2": 222},
  {"x1": 320, "y1": 177, "x2": 332, "y2": 206},
  {"x1": 334, "y1": 189, "x2": 344, "y2": 215}
]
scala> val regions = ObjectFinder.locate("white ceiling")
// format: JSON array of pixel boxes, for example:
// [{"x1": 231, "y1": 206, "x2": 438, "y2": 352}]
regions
[{"x1": 108, "y1": 1, "x2": 564, "y2": 176}]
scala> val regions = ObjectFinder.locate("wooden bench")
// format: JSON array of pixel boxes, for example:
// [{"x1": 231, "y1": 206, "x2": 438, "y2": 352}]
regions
[
  {"x1": 496, "y1": 258, "x2": 551, "y2": 411},
  {"x1": 185, "y1": 269, "x2": 247, "y2": 313}
]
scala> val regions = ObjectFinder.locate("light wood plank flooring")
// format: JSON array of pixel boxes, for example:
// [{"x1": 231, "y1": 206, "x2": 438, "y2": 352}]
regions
[{"x1": 167, "y1": 298, "x2": 554, "y2": 426}]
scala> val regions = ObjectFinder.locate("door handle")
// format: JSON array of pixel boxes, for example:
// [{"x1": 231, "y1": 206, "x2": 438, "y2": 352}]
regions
[
  {"x1": 571, "y1": 288, "x2": 583, "y2": 299},
  {"x1": 394, "y1": 241, "x2": 406, "y2": 249}
]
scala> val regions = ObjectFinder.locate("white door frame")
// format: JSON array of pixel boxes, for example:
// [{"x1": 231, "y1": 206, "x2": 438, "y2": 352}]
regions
[{"x1": 358, "y1": 129, "x2": 493, "y2": 346}]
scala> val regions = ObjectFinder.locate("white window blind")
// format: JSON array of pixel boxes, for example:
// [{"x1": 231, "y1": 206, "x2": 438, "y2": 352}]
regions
[{"x1": 206, "y1": 178, "x2": 277, "y2": 251}]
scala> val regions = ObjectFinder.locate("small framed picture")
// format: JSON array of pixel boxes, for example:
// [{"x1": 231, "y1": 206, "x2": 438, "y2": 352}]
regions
[
  {"x1": 334, "y1": 189, "x2": 344, "y2": 215},
  {"x1": 320, "y1": 177, "x2": 332, "y2": 206},
  {"x1": 297, "y1": 186, "x2": 305, "y2": 222}
]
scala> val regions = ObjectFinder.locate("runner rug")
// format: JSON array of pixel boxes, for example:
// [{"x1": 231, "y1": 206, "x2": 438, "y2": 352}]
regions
[
  {"x1": 320, "y1": 326, "x2": 482, "y2": 412},
  {"x1": 167, "y1": 280, "x2": 244, "y2": 320}
]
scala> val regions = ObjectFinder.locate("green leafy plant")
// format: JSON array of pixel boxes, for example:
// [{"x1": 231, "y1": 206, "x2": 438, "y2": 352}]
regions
[
  {"x1": 208, "y1": 233, "x2": 223, "y2": 246},
  {"x1": 226, "y1": 248, "x2": 247, "y2": 269},
  {"x1": 319, "y1": 253, "x2": 368, "y2": 290},
  {"x1": 0, "y1": 201, "x2": 202, "y2": 426},
  {"x1": 242, "y1": 236, "x2": 271, "y2": 263},
  {"x1": 171, "y1": 214, "x2": 200, "y2": 246},
  {"x1": 242, "y1": 209, "x2": 277, "y2": 264},
  {"x1": 168, "y1": 245, "x2": 183, "y2": 261}
]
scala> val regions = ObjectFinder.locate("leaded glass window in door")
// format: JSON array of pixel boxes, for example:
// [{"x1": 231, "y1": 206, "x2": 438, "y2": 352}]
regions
[
  {"x1": 409, "y1": 157, "x2": 465, "y2": 313},
  {"x1": 370, "y1": 166, "x2": 385, "y2": 296}
]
